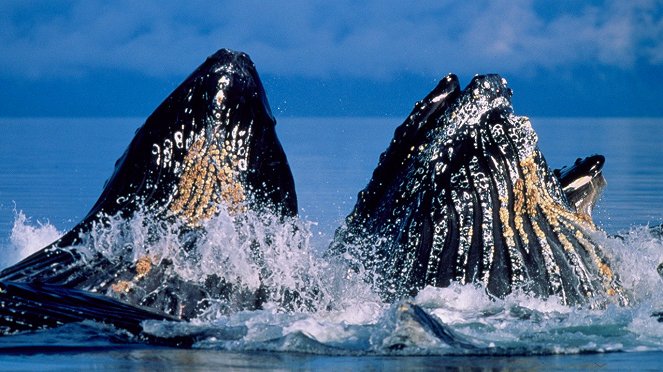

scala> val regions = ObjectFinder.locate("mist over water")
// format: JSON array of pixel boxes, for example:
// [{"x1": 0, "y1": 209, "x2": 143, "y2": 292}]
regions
[{"x1": 0, "y1": 117, "x2": 663, "y2": 359}]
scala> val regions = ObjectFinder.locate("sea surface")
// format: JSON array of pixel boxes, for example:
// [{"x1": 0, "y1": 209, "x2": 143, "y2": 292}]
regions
[{"x1": 0, "y1": 117, "x2": 662, "y2": 370}]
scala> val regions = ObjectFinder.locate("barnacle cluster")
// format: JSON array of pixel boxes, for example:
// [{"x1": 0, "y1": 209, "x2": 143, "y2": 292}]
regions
[{"x1": 169, "y1": 131, "x2": 246, "y2": 225}]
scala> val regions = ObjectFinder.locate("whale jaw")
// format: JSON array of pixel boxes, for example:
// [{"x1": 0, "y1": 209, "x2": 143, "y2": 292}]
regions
[
  {"x1": 330, "y1": 74, "x2": 628, "y2": 308},
  {"x1": 555, "y1": 154, "x2": 607, "y2": 218}
]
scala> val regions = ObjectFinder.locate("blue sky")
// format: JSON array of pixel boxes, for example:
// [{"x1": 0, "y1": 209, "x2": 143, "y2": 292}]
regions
[{"x1": 1, "y1": 0, "x2": 662, "y2": 117}]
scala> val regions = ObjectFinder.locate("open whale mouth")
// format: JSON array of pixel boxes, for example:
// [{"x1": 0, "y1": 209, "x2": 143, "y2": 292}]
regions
[
  {"x1": 554, "y1": 155, "x2": 607, "y2": 217},
  {"x1": 0, "y1": 50, "x2": 638, "y2": 340},
  {"x1": 331, "y1": 74, "x2": 628, "y2": 308}
]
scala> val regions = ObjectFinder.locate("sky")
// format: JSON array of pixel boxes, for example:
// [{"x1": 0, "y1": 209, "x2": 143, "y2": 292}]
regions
[{"x1": 0, "y1": 0, "x2": 662, "y2": 118}]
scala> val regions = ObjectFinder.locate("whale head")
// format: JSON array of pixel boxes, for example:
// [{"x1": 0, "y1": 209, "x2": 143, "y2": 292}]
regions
[
  {"x1": 86, "y1": 49, "x2": 297, "y2": 226},
  {"x1": 331, "y1": 74, "x2": 628, "y2": 308},
  {"x1": 0, "y1": 50, "x2": 299, "y2": 315}
]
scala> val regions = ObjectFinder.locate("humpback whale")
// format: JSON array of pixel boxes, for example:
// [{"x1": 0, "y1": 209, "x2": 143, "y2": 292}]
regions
[
  {"x1": 0, "y1": 49, "x2": 299, "y2": 334},
  {"x1": 329, "y1": 74, "x2": 629, "y2": 309},
  {"x1": 0, "y1": 50, "x2": 638, "y2": 338}
]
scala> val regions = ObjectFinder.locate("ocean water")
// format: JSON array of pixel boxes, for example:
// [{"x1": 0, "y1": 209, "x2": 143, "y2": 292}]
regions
[{"x1": 0, "y1": 117, "x2": 662, "y2": 370}]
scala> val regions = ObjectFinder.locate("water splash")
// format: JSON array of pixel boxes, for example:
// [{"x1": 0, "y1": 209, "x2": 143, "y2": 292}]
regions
[
  {"x1": 141, "y1": 217, "x2": 663, "y2": 355},
  {"x1": 61, "y1": 206, "x2": 381, "y2": 318},
  {"x1": 4, "y1": 210, "x2": 663, "y2": 355},
  {"x1": 0, "y1": 211, "x2": 62, "y2": 270}
]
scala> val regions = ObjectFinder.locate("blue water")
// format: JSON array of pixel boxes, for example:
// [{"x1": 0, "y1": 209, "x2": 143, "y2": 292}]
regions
[{"x1": 1, "y1": 117, "x2": 663, "y2": 369}]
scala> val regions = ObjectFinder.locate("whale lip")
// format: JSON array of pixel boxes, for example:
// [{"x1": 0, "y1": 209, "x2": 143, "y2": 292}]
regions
[
  {"x1": 556, "y1": 154, "x2": 605, "y2": 188},
  {"x1": 555, "y1": 154, "x2": 607, "y2": 216},
  {"x1": 152, "y1": 48, "x2": 275, "y2": 126},
  {"x1": 201, "y1": 48, "x2": 255, "y2": 74}
]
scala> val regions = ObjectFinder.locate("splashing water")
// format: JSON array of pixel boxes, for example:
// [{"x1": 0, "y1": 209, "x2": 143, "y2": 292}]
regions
[
  {"x1": 3, "y1": 209, "x2": 663, "y2": 355},
  {"x1": 0, "y1": 211, "x2": 62, "y2": 270}
]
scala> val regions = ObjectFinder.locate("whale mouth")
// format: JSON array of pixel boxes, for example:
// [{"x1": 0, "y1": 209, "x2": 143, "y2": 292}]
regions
[
  {"x1": 0, "y1": 49, "x2": 638, "y2": 339},
  {"x1": 330, "y1": 74, "x2": 629, "y2": 308},
  {"x1": 555, "y1": 155, "x2": 607, "y2": 217}
]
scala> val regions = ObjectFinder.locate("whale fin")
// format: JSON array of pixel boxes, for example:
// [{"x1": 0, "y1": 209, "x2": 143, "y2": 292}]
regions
[
  {"x1": 331, "y1": 74, "x2": 628, "y2": 308},
  {"x1": 0, "y1": 280, "x2": 176, "y2": 336},
  {"x1": 384, "y1": 302, "x2": 477, "y2": 350}
]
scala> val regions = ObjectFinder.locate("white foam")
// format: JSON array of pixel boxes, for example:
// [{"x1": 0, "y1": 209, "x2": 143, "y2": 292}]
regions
[
  {"x1": 0, "y1": 211, "x2": 62, "y2": 270},
  {"x1": 6, "y1": 208, "x2": 663, "y2": 355}
]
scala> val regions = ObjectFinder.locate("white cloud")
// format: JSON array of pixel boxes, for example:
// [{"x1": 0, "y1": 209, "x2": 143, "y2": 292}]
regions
[{"x1": 0, "y1": 0, "x2": 661, "y2": 80}]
